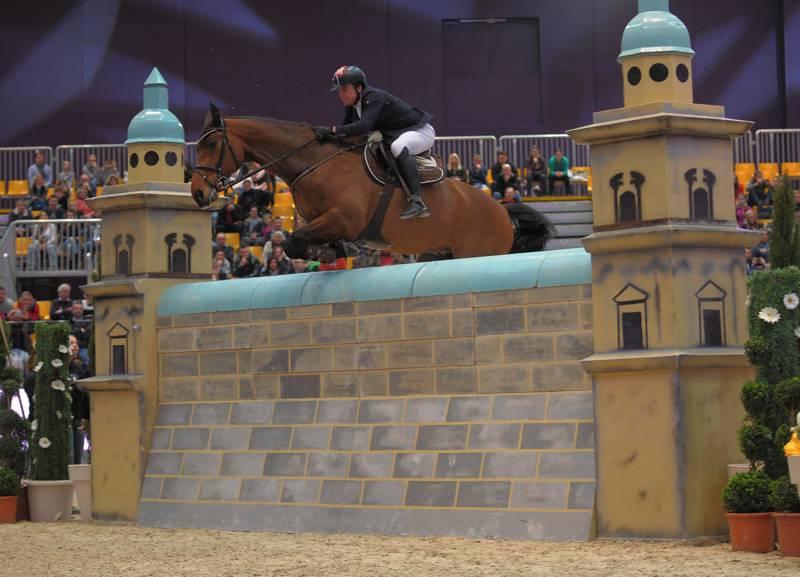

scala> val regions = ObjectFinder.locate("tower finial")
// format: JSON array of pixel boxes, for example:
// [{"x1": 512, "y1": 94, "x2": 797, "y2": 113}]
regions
[{"x1": 638, "y1": 0, "x2": 669, "y2": 12}]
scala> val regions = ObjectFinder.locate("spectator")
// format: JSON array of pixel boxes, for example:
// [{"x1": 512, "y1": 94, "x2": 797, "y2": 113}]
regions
[
  {"x1": 68, "y1": 334, "x2": 90, "y2": 464},
  {"x1": 53, "y1": 183, "x2": 70, "y2": 211},
  {"x1": 57, "y1": 160, "x2": 75, "y2": 190},
  {"x1": 749, "y1": 247, "x2": 768, "y2": 273},
  {"x1": 270, "y1": 216, "x2": 290, "y2": 241},
  {"x1": 271, "y1": 246, "x2": 293, "y2": 275},
  {"x1": 6, "y1": 291, "x2": 40, "y2": 322},
  {"x1": 105, "y1": 174, "x2": 122, "y2": 187},
  {"x1": 445, "y1": 153, "x2": 468, "y2": 181},
  {"x1": 292, "y1": 259, "x2": 309, "y2": 274},
  {"x1": 27, "y1": 213, "x2": 58, "y2": 271},
  {"x1": 27, "y1": 150, "x2": 52, "y2": 188},
  {"x1": 251, "y1": 167, "x2": 275, "y2": 209},
  {"x1": 499, "y1": 187, "x2": 521, "y2": 204},
  {"x1": 232, "y1": 246, "x2": 261, "y2": 278},
  {"x1": 215, "y1": 196, "x2": 244, "y2": 234},
  {"x1": 29, "y1": 173, "x2": 48, "y2": 210},
  {"x1": 77, "y1": 173, "x2": 96, "y2": 197},
  {"x1": 75, "y1": 186, "x2": 95, "y2": 217},
  {"x1": 548, "y1": 148, "x2": 572, "y2": 195},
  {"x1": 8, "y1": 199, "x2": 32, "y2": 224},
  {"x1": 264, "y1": 230, "x2": 286, "y2": 259},
  {"x1": 45, "y1": 196, "x2": 65, "y2": 219},
  {"x1": 61, "y1": 209, "x2": 82, "y2": 266},
  {"x1": 754, "y1": 230, "x2": 770, "y2": 262},
  {"x1": 102, "y1": 159, "x2": 120, "y2": 184},
  {"x1": 81, "y1": 154, "x2": 102, "y2": 190},
  {"x1": 238, "y1": 178, "x2": 271, "y2": 214},
  {"x1": 491, "y1": 151, "x2": 516, "y2": 183},
  {"x1": 69, "y1": 301, "x2": 92, "y2": 363},
  {"x1": 241, "y1": 206, "x2": 266, "y2": 247},
  {"x1": 525, "y1": 146, "x2": 547, "y2": 195},
  {"x1": 735, "y1": 193, "x2": 748, "y2": 228},
  {"x1": 468, "y1": 154, "x2": 488, "y2": 188},
  {"x1": 262, "y1": 257, "x2": 281, "y2": 276},
  {"x1": 51, "y1": 284, "x2": 73, "y2": 321},
  {"x1": 746, "y1": 171, "x2": 773, "y2": 218},
  {"x1": 211, "y1": 232, "x2": 235, "y2": 262},
  {"x1": 492, "y1": 164, "x2": 520, "y2": 199},
  {"x1": 743, "y1": 209, "x2": 760, "y2": 230},
  {"x1": 212, "y1": 250, "x2": 232, "y2": 280},
  {"x1": 0, "y1": 287, "x2": 14, "y2": 318}
]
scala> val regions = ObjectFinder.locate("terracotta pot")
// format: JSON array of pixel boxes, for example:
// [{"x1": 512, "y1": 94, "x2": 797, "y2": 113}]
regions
[
  {"x1": 726, "y1": 512, "x2": 775, "y2": 553},
  {"x1": 788, "y1": 456, "x2": 800, "y2": 487},
  {"x1": 68, "y1": 464, "x2": 92, "y2": 521},
  {"x1": 775, "y1": 513, "x2": 800, "y2": 557},
  {"x1": 25, "y1": 480, "x2": 74, "y2": 522},
  {"x1": 0, "y1": 495, "x2": 17, "y2": 523},
  {"x1": 727, "y1": 463, "x2": 750, "y2": 479}
]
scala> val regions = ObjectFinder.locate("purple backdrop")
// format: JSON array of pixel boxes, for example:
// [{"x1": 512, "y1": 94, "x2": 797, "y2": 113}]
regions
[{"x1": 0, "y1": 0, "x2": 797, "y2": 147}]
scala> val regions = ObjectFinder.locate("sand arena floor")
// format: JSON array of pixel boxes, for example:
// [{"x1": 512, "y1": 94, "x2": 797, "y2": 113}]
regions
[{"x1": 3, "y1": 521, "x2": 799, "y2": 577}]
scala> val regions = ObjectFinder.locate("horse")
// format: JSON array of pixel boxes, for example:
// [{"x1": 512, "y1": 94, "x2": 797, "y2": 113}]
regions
[{"x1": 191, "y1": 104, "x2": 554, "y2": 259}]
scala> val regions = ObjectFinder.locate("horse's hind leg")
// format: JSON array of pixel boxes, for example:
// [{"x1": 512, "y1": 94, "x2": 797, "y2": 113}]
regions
[{"x1": 286, "y1": 207, "x2": 355, "y2": 259}]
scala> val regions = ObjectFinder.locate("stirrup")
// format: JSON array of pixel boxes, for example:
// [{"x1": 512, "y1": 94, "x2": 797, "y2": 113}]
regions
[{"x1": 400, "y1": 196, "x2": 430, "y2": 220}]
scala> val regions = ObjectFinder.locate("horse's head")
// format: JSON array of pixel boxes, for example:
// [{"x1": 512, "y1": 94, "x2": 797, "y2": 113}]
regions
[{"x1": 191, "y1": 103, "x2": 245, "y2": 208}]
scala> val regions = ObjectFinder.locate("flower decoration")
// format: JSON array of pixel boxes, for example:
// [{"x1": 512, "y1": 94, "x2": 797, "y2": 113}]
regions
[
  {"x1": 58, "y1": 345, "x2": 69, "y2": 354},
  {"x1": 795, "y1": 327, "x2": 800, "y2": 339},
  {"x1": 33, "y1": 361, "x2": 43, "y2": 373},
  {"x1": 50, "y1": 380, "x2": 66, "y2": 391},
  {"x1": 758, "y1": 307, "x2": 781, "y2": 324},
  {"x1": 51, "y1": 358, "x2": 63, "y2": 368},
  {"x1": 784, "y1": 293, "x2": 799, "y2": 310},
  {"x1": 745, "y1": 294, "x2": 751, "y2": 307},
  {"x1": 56, "y1": 411, "x2": 62, "y2": 419},
  {"x1": 31, "y1": 419, "x2": 38, "y2": 431},
  {"x1": 38, "y1": 437, "x2": 51, "y2": 449}
]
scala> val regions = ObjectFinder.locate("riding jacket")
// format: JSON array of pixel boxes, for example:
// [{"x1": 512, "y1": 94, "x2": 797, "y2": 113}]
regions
[{"x1": 334, "y1": 86, "x2": 433, "y2": 143}]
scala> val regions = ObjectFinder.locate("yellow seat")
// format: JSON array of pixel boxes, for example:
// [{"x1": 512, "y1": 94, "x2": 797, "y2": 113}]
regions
[
  {"x1": 486, "y1": 171, "x2": 494, "y2": 185},
  {"x1": 7, "y1": 180, "x2": 28, "y2": 195},
  {"x1": 759, "y1": 162, "x2": 779, "y2": 181},
  {"x1": 0, "y1": 180, "x2": 5, "y2": 195},
  {"x1": 274, "y1": 192, "x2": 293, "y2": 206},
  {"x1": 735, "y1": 162, "x2": 756, "y2": 184},
  {"x1": 38, "y1": 300, "x2": 51, "y2": 320},
  {"x1": 282, "y1": 218, "x2": 295, "y2": 233},
  {"x1": 247, "y1": 245, "x2": 263, "y2": 260},
  {"x1": 30, "y1": 211, "x2": 43, "y2": 218},
  {"x1": 16, "y1": 237, "x2": 32, "y2": 256},
  {"x1": 46, "y1": 187, "x2": 55, "y2": 198},
  {"x1": 272, "y1": 205, "x2": 294, "y2": 219},
  {"x1": 274, "y1": 180, "x2": 290, "y2": 194},
  {"x1": 95, "y1": 186, "x2": 104, "y2": 197},
  {"x1": 224, "y1": 232, "x2": 240, "y2": 252},
  {"x1": 781, "y1": 162, "x2": 800, "y2": 177}
]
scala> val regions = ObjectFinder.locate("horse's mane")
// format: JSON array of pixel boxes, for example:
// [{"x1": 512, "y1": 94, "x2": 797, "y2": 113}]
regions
[{"x1": 201, "y1": 114, "x2": 312, "y2": 135}]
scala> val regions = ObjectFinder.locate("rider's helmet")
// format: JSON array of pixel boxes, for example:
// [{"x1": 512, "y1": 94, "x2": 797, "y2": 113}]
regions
[{"x1": 330, "y1": 66, "x2": 367, "y2": 91}]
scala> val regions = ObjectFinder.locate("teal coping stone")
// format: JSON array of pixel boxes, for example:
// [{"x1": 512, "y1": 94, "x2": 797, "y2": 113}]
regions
[
  {"x1": 618, "y1": 0, "x2": 693, "y2": 61},
  {"x1": 156, "y1": 248, "x2": 592, "y2": 317}
]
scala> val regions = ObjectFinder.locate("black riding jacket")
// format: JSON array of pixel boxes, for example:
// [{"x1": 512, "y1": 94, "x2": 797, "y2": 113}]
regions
[{"x1": 334, "y1": 86, "x2": 433, "y2": 142}]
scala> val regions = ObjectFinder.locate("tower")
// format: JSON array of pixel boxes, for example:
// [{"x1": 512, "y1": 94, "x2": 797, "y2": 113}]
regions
[
  {"x1": 568, "y1": 1, "x2": 758, "y2": 538},
  {"x1": 79, "y1": 68, "x2": 211, "y2": 520}
]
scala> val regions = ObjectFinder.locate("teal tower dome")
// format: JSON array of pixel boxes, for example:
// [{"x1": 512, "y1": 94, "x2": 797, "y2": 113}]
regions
[
  {"x1": 125, "y1": 67, "x2": 185, "y2": 145},
  {"x1": 618, "y1": 0, "x2": 694, "y2": 61}
]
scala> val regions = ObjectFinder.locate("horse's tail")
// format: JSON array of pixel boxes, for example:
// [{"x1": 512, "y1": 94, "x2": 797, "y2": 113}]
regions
[{"x1": 506, "y1": 203, "x2": 557, "y2": 253}]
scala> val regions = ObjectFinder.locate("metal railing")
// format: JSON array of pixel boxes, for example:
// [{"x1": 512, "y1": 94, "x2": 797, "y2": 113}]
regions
[
  {"x1": 499, "y1": 134, "x2": 591, "y2": 169},
  {"x1": 733, "y1": 131, "x2": 756, "y2": 165},
  {"x1": 0, "y1": 146, "x2": 54, "y2": 188},
  {"x1": 54, "y1": 144, "x2": 127, "y2": 184},
  {"x1": 431, "y1": 136, "x2": 497, "y2": 166},
  {"x1": 756, "y1": 129, "x2": 800, "y2": 166}
]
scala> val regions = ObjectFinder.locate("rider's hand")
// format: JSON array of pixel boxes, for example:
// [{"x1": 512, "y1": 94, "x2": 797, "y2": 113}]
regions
[{"x1": 314, "y1": 126, "x2": 335, "y2": 141}]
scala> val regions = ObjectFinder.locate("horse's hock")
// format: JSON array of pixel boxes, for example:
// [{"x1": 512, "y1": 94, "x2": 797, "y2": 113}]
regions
[{"x1": 140, "y1": 251, "x2": 596, "y2": 540}]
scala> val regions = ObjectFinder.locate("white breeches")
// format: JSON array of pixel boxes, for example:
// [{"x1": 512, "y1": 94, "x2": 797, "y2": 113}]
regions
[{"x1": 390, "y1": 123, "x2": 436, "y2": 157}]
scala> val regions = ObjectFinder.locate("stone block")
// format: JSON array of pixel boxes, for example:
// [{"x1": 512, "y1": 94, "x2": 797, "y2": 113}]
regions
[
  {"x1": 469, "y1": 424, "x2": 521, "y2": 449},
  {"x1": 491, "y1": 394, "x2": 546, "y2": 420},
  {"x1": 160, "y1": 379, "x2": 199, "y2": 402},
  {"x1": 172, "y1": 312, "x2": 211, "y2": 327},
  {"x1": 434, "y1": 339, "x2": 475, "y2": 366},
  {"x1": 349, "y1": 454, "x2": 394, "y2": 478},
  {"x1": 195, "y1": 327, "x2": 232, "y2": 351},
  {"x1": 451, "y1": 310, "x2": 474, "y2": 337},
  {"x1": 171, "y1": 428, "x2": 209, "y2": 450},
  {"x1": 240, "y1": 479, "x2": 281, "y2": 502},
  {"x1": 556, "y1": 333, "x2": 594, "y2": 361},
  {"x1": 312, "y1": 318, "x2": 357, "y2": 344},
  {"x1": 581, "y1": 284, "x2": 591, "y2": 298},
  {"x1": 475, "y1": 290, "x2": 527, "y2": 307},
  {"x1": 270, "y1": 321, "x2": 311, "y2": 346},
  {"x1": 263, "y1": 453, "x2": 307, "y2": 476},
  {"x1": 475, "y1": 336, "x2": 502, "y2": 365},
  {"x1": 252, "y1": 308, "x2": 288, "y2": 321},
  {"x1": 579, "y1": 302, "x2": 593, "y2": 330},
  {"x1": 200, "y1": 479, "x2": 241, "y2": 501},
  {"x1": 331, "y1": 427, "x2": 371, "y2": 451},
  {"x1": 526, "y1": 303, "x2": 579, "y2": 332},
  {"x1": 532, "y1": 363, "x2": 589, "y2": 392},
  {"x1": 357, "y1": 315, "x2": 402, "y2": 342},
  {"x1": 161, "y1": 354, "x2": 198, "y2": 377},
  {"x1": 156, "y1": 315, "x2": 172, "y2": 328},
  {"x1": 521, "y1": 423, "x2": 577, "y2": 449},
  {"x1": 281, "y1": 479, "x2": 320, "y2": 503},
  {"x1": 547, "y1": 391, "x2": 594, "y2": 420},
  {"x1": 478, "y1": 365, "x2": 531, "y2": 393},
  {"x1": 333, "y1": 344, "x2": 386, "y2": 370},
  {"x1": 158, "y1": 328, "x2": 194, "y2": 353},
  {"x1": 230, "y1": 402, "x2": 275, "y2": 425},
  {"x1": 199, "y1": 352, "x2": 237, "y2": 376},
  {"x1": 307, "y1": 453, "x2": 350, "y2": 477},
  {"x1": 291, "y1": 426, "x2": 331, "y2": 449},
  {"x1": 280, "y1": 374, "x2": 321, "y2": 399},
  {"x1": 161, "y1": 478, "x2": 199, "y2": 500},
  {"x1": 332, "y1": 302, "x2": 354, "y2": 316},
  {"x1": 362, "y1": 481, "x2": 405, "y2": 506},
  {"x1": 234, "y1": 324, "x2": 252, "y2": 348},
  {"x1": 249, "y1": 427, "x2": 292, "y2": 450},
  {"x1": 403, "y1": 295, "x2": 450, "y2": 312},
  {"x1": 359, "y1": 371, "x2": 389, "y2": 397},
  {"x1": 393, "y1": 453, "x2": 436, "y2": 478},
  {"x1": 141, "y1": 477, "x2": 162, "y2": 499},
  {"x1": 357, "y1": 399, "x2": 404, "y2": 423},
  {"x1": 416, "y1": 425, "x2": 467, "y2": 450},
  {"x1": 252, "y1": 349, "x2": 289, "y2": 373},
  {"x1": 212, "y1": 310, "x2": 250, "y2": 324},
  {"x1": 456, "y1": 481, "x2": 510, "y2": 508},
  {"x1": 435, "y1": 367, "x2": 477, "y2": 394},
  {"x1": 451, "y1": 293, "x2": 473, "y2": 308},
  {"x1": 435, "y1": 452, "x2": 482, "y2": 478},
  {"x1": 357, "y1": 299, "x2": 402, "y2": 315},
  {"x1": 503, "y1": 334, "x2": 555, "y2": 362},
  {"x1": 150, "y1": 428, "x2": 172, "y2": 450},
  {"x1": 538, "y1": 452, "x2": 596, "y2": 479},
  {"x1": 403, "y1": 312, "x2": 450, "y2": 339},
  {"x1": 526, "y1": 285, "x2": 580, "y2": 304},
  {"x1": 322, "y1": 372, "x2": 358, "y2": 397},
  {"x1": 239, "y1": 375, "x2": 279, "y2": 400},
  {"x1": 386, "y1": 342, "x2": 434, "y2": 369},
  {"x1": 316, "y1": 400, "x2": 358, "y2": 423},
  {"x1": 181, "y1": 453, "x2": 220, "y2": 476},
  {"x1": 320, "y1": 480, "x2": 362, "y2": 505},
  {"x1": 290, "y1": 347, "x2": 332, "y2": 372},
  {"x1": 249, "y1": 324, "x2": 270, "y2": 348},
  {"x1": 370, "y1": 426, "x2": 417, "y2": 450},
  {"x1": 405, "y1": 481, "x2": 457, "y2": 507},
  {"x1": 388, "y1": 369, "x2": 435, "y2": 396},
  {"x1": 272, "y1": 400, "x2": 317, "y2": 424},
  {"x1": 288, "y1": 304, "x2": 331, "y2": 319},
  {"x1": 191, "y1": 403, "x2": 231, "y2": 425},
  {"x1": 510, "y1": 481, "x2": 568, "y2": 509},
  {"x1": 198, "y1": 377, "x2": 237, "y2": 401},
  {"x1": 475, "y1": 307, "x2": 525, "y2": 336},
  {"x1": 156, "y1": 404, "x2": 193, "y2": 426},
  {"x1": 221, "y1": 453, "x2": 265, "y2": 477},
  {"x1": 404, "y1": 397, "x2": 448, "y2": 422},
  {"x1": 576, "y1": 423, "x2": 595, "y2": 449},
  {"x1": 446, "y1": 396, "x2": 491, "y2": 422},
  {"x1": 568, "y1": 481, "x2": 596, "y2": 509},
  {"x1": 482, "y1": 452, "x2": 538, "y2": 478},
  {"x1": 210, "y1": 427, "x2": 251, "y2": 450},
  {"x1": 146, "y1": 452, "x2": 182, "y2": 475}
]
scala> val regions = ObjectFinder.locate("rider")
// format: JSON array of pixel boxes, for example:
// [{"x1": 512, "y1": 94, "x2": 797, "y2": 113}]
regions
[{"x1": 315, "y1": 66, "x2": 435, "y2": 220}]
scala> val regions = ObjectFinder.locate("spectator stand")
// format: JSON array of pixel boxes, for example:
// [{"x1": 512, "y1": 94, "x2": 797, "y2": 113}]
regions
[
  {"x1": 0, "y1": 146, "x2": 53, "y2": 212},
  {"x1": 55, "y1": 144, "x2": 128, "y2": 185},
  {"x1": 431, "y1": 136, "x2": 497, "y2": 172}
]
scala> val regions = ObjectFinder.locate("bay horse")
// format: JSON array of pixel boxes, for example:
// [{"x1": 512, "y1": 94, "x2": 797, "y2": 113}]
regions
[{"x1": 191, "y1": 104, "x2": 553, "y2": 259}]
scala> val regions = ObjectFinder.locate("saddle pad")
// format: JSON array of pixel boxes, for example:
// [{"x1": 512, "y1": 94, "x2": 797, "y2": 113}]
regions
[{"x1": 363, "y1": 144, "x2": 444, "y2": 186}]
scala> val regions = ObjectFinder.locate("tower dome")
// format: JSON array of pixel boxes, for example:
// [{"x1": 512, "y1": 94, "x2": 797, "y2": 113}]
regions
[{"x1": 619, "y1": 0, "x2": 693, "y2": 61}]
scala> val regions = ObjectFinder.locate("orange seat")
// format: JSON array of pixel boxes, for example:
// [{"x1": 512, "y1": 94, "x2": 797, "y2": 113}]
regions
[
  {"x1": 46, "y1": 187, "x2": 55, "y2": 198},
  {"x1": 38, "y1": 300, "x2": 52, "y2": 320},
  {"x1": 0, "y1": 180, "x2": 5, "y2": 195},
  {"x1": 274, "y1": 180, "x2": 290, "y2": 194},
  {"x1": 95, "y1": 186, "x2": 104, "y2": 197},
  {"x1": 781, "y1": 162, "x2": 800, "y2": 177},
  {"x1": 274, "y1": 192, "x2": 293, "y2": 206},
  {"x1": 735, "y1": 162, "x2": 756, "y2": 184},
  {"x1": 759, "y1": 162, "x2": 779, "y2": 182},
  {"x1": 15, "y1": 237, "x2": 32, "y2": 256},
  {"x1": 7, "y1": 180, "x2": 28, "y2": 195},
  {"x1": 247, "y1": 245, "x2": 263, "y2": 261},
  {"x1": 272, "y1": 205, "x2": 294, "y2": 219},
  {"x1": 224, "y1": 232, "x2": 240, "y2": 252}
]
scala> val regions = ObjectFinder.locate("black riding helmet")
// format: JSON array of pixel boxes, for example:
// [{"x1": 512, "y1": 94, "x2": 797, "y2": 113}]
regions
[{"x1": 330, "y1": 66, "x2": 367, "y2": 91}]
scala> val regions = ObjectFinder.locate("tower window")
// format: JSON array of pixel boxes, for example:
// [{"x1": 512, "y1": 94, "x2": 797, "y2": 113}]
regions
[
  {"x1": 696, "y1": 280, "x2": 727, "y2": 347},
  {"x1": 610, "y1": 171, "x2": 645, "y2": 223},
  {"x1": 107, "y1": 322, "x2": 130, "y2": 375},
  {"x1": 676, "y1": 63, "x2": 689, "y2": 82},
  {"x1": 649, "y1": 63, "x2": 668, "y2": 82},
  {"x1": 627, "y1": 66, "x2": 642, "y2": 86},
  {"x1": 613, "y1": 283, "x2": 650, "y2": 351},
  {"x1": 685, "y1": 168, "x2": 716, "y2": 220},
  {"x1": 165, "y1": 151, "x2": 178, "y2": 166},
  {"x1": 145, "y1": 151, "x2": 159, "y2": 166},
  {"x1": 129, "y1": 153, "x2": 139, "y2": 168}
]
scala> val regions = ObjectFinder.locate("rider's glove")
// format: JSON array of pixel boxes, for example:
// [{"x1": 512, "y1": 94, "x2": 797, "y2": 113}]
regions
[{"x1": 314, "y1": 126, "x2": 336, "y2": 140}]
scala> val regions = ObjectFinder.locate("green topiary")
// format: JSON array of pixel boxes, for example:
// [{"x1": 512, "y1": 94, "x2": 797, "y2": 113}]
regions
[
  {"x1": 793, "y1": 223, "x2": 800, "y2": 268},
  {"x1": 722, "y1": 471, "x2": 773, "y2": 513},
  {"x1": 28, "y1": 323, "x2": 72, "y2": 481},
  {"x1": 740, "y1": 380, "x2": 773, "y2": 425},
  {"x1": 744, "y1": 336, "x2": 769, "y2": 366},
  {"x1": 776, "y1": 376, "x2": 800, "y2": 420},
  {"x1": 769, "y1": 176, "x2": 795, "y2": 269},
  {"x1": 739, "y1": 424, "x2": 774, "y2": 464},
  {"x1": 770, "y1": 475, "x2": 800, "y2": 513},
  {"x1": 0, "y1": 467, "x2": 20, "y2": 497},
  {"x1": 0, "y1": 320, "x2": 26, "y2": 479}
]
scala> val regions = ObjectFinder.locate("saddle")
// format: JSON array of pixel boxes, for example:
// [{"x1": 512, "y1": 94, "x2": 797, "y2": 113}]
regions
[{"x1": 362, "y1": 131, "x2": 444, "y2": 186}]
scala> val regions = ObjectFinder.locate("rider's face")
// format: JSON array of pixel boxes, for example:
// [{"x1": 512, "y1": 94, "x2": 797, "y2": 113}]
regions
[{"x1": 338, "y1": 84, "x2": 359, "y2": 107}]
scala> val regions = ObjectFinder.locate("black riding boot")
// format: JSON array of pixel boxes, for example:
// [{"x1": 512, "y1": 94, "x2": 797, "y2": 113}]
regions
[{"x1": 396, "y1": 148, "x2": 430, "y2": 220}]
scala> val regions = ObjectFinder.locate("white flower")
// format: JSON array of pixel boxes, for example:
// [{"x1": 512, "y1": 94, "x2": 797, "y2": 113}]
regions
[
  {"x1": 795, "y1": 327, "x2": 800, "y2": 339},
  {"x1": 56, "y1": 411, "x2": 62, "y2": 419},
  {"x1": 58, "y1": 345, "x2": 69, "y2": 354},
  {"x1": 33, "y1": 361, "x2": 43, "y2": 373},
  {"x1": 785, "y1": 293, "x2": 799, "y2": 310},
  {"x1": 31, "y1": 419, "x2": 37, "y2": 431},
  {"x1": 38, "y1": 437, "x2": 51, "y2": 449},
  {"x1": 759, "y1": 307, "x2": 781, "y2": 324},
  {"x1": 51, "y1": 359, "x2": 63, "y2": 368},
  {"x1": 50, "y1": 380, "x2": 66, "y2": 391},
  {"x1": 745, "y1": 294, "x2": 751, "y2": 307}
]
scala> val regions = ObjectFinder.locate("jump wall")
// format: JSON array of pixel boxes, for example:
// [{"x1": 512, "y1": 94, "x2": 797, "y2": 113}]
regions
[{"x1": 140, "y1": 249, "x2": 596, "y2": 540}]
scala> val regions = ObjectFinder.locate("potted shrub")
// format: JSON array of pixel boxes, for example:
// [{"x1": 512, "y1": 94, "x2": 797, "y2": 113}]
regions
[
  {"x1": 722, "y1": 471, "x2": 775, "y2": 552},
  {"x1": 0, "y1": 467, "x2": 19, "y2": 523},
  {"x1": 25, "y1": 323, "x2": 74, "y2": 522},
  {"x1": 0, "y1": 319, "x2": 28, "y2": 520},
  {"x1": 771, "y1": 475, "x2": 800, "y2": 556}
]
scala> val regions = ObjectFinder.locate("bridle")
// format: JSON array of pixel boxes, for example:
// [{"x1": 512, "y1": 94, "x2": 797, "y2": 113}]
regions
[{"x1": 191, "y1": 117, "x2": 362, "y2": 207}]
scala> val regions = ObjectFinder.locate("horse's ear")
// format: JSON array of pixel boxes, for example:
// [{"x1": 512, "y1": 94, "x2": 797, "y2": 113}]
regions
[{"x1": 209, "y1": 102, "x2": 222, "y2": 127}]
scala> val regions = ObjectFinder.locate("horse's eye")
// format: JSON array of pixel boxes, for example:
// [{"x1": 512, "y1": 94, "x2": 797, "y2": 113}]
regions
[{"x1": 206, "y1": 139, "x2": 217, "y2": 149}]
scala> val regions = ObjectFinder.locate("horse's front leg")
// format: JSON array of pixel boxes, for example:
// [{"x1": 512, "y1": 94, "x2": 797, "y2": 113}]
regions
[{"x1": 284, "y1": 208, "x2": 353, "y2": 260}]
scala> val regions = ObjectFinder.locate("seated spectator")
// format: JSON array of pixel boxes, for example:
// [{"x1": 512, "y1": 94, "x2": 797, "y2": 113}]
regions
[
  {"x1": 548, "y1": 148, "x2": 572, "y2": 195},
  {"x1": 746, "y1": 171, "x2": 773, "y2": 218},
  {"x1": 499, "y1": 187, "x2": 521, "y2": 204},
  {"x1": 27, "y1": 150, "x2": 52, "y2": 188},
  {"x1": 6, "y1": 291, "x2": 40, "y2": 322},
  {"x1": 735, "y1": 194, "x2": 748, "y2": 228},
  {"x1": 212, "y1": 250, "x2": 232, "y2": 280},
  {"x1": 292, "y1": 259, "x2": 309, "y2": 274},
  {"x1": 445, "y1": 153, "x2": 467, "y2": 181},
  {"x1": 8, "y1": 199, "x2": 32, "y2": 224},
  {"x1": 749, "y1": 247, "x2": 768, "y2": 273},
  {"x1": 754, "y1": 230, "x2": 770, "y2": 261},
  {"x1": 525, "y1": 146, "x2": 547, "y2": 195},
  {"x1": 211, "y1": 232, "x2": 235, "y2": 262},
  {"x1": 75, "y1": 186, "x2": 95, "y2": 217},
  {"x1": 241, "y1": 206, "x2": 266, "y2": 247},
  {"x1": 68, "y1": 334, "x2": 91, "y2": 464},
  {"x1": 491, "y1": 151, "x2": 516, "y2": 183},
  {"x1": 270, "y1": 216, "x2": 290, "y2": 242},
  {"x1": 232, "y1": 246, "x2": 261, "y2": 278},
  {"x1": 105, "y1": 174, "x2": 122, "y2": 187},
  {"x1": 251, "y1": 168, "x2": 275, "y2": 209},
  {"x1": 215, "y1": 196, "x2": 244, "y2": 234},
  {"x1": 77, "y1": 173, "x2": 96, "y2": 197},
  {"x1": 262, "y1": 257, "x2": 281, "y2": 276},
  {"x1": 102, "y1": 159, "x2": 120, "y2": 183},
  {"x1": 492, "y1": 164, "x2": 520, "y2": 199},
  {"x1": 237, "y1": 178, "x2": 258, "y2": 213},
  {"x1": 57, "y1": 160, "x2": 75, "y2": 190},
  {"x1": 69, "y1": 301, "x2": 92, "y2": 363},
  {"x1": 270, "y1": 246, "x2": 293, "y2": 275},
  {"x1": 743, "y1": 209, "x2": 760, "y2": 230},
  {"x1": 29, "y1": 173, "x2": 48, "y2": 210},
  {"x1": 45, "y1": 196, "x2": 65, "y2": 219},
  {"x1": 0, "y1": 287, "x2": 14, "y2": 318},
  {"x1": 27, "y1": 213, "x2": 58, "y2": 271},
  {"x1": 53, "y1": 183, "x2": 70, "y2": 211},
  {"x1": 82, "y1": 154, "x2": 102, "y2": 190},
  {"x1": 468, "y1": 154, "x2": 488, "y2": 188},
  {"x1": 60, "y1": 209, "x2": 82, "y2": 266},
  {"x1": 263, "y1": 231, "x2": 286, "y2": 259},
  {"x1": 51, "y1": 284, "x2": 73, "y2": 321}
]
